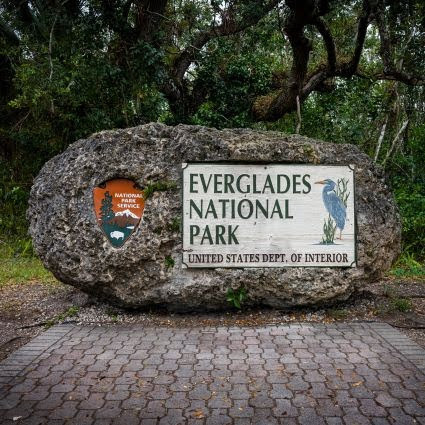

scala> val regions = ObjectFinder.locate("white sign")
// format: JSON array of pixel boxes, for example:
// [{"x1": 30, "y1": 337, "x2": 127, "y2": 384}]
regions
[{"x1": 182, "y1": 163, "x2": 356, "y2": 268}]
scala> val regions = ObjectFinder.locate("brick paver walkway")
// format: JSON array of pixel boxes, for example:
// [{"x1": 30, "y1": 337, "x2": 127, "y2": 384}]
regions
[{"x1": 0, "y1": 322, "x2": 424, "y2": 424}]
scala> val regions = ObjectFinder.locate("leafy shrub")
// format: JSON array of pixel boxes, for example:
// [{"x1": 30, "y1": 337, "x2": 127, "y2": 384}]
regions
[
  {"x1": 390, "y1": 252, "x2": 425, "y2": 278},
  {"x1": 394, "y1": 188, "x2": 425, "y2": 260},
  {"x1": 226, "y1": 287, "x2": 247, "y2": 309},
  {"x1": 390, "y1": 298, "x2": 412, "y2": 313}
]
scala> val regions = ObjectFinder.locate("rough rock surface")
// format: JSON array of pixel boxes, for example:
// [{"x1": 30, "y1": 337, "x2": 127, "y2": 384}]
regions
[{"x1": 27, "y1": 123, "x2": 401, "y2": 310}]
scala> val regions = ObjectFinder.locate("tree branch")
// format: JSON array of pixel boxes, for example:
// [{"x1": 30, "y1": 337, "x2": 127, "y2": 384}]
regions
[
  {"x1": 295, "y1": 95, "x2": 302, "y2": 134},
  {"x1": 100, "y1": 0, "x2": 133, "y2": 39},
  {"x1": 382, "y1": 119, "x2": 409, "y2": 167},
  {"x1": 172, "y1": 0, "x2": 279, "y2": 83},
  {"x1": 18, "y1": 0, "x2": 45, "y2": 37},
  {"x1": 355, "y1": 69, "x2": 425, "y2": 85},
  {"x1": 0, "y1": 16, "x2": 20, "y2": 45},
  {"x1": 339, "y1": 0, "x2": 371, "y2": 76},
  {"x1": 313, "y1": 17, "x2": 336, "y2": 73},
  {"x1": 122, "y1": 0, "x2": 133, "y2": 21},
  {"x1": 301, "y1": 68, "x2": 328, "y2": 98},
  {"x1": 373, "y1": 71, "x2": 425, "y2": 86},
  {"x1": 253, "y1": 0, "x2": 326, "y2": 121},
  {"x1": 375, "y1": 0, "x2": 392, "y2": 72},
  {"x1": 374, "y1": 115, "x2": 388, "y2": 162},
  {"x1": 134, "y1": 0, "x2": 168, "y2": 45},
  {"x1": 373, "y1": 1, "x2": 425, "y2": 86},
  {"x1": 48, "y1": 13, "x2": 58, "y2": 114},
  {"x1": 253, "y1": 0, "x2": 373, "y2": 121}
]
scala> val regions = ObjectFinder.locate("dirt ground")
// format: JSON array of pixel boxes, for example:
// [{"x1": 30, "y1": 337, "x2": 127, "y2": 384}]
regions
[{"x1": 0, "y1": 276, "x2": 424, "y2": 361}]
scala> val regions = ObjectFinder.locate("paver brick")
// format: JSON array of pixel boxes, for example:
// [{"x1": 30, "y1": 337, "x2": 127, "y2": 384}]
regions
[{"x1": 0, "y1": 322, "x2": 424, "y2": 424}]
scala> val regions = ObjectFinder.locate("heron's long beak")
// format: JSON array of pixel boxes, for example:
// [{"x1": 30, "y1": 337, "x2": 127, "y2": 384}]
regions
[{"x1": 315, "y1": 180, "x2": 325, "y2": 184}]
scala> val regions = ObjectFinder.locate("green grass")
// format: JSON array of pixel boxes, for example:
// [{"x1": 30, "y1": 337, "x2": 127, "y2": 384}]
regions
[
  {"x1": 389, "y1": 298, "x2": 412, "y2": 313},
  {"x1": 45, "y1": 306, "x2": 79, "y2": 328},
  {"x1": 328, "y1": 308, "x2": 349, "y2": 320},
  {"x1": 390, "y1": 252, "x2": 425, "y2": 278},
  {"x1": 0, "y1": 243, "x2": 56, "y2": 287}
]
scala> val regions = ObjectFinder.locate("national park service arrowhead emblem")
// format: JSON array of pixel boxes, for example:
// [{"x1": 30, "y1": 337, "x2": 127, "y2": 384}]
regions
[{"x1": 93, "y1": 179, "x2": 145, "y2": 247}]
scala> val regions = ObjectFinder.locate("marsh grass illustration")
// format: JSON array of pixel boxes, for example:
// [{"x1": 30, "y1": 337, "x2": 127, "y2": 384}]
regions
[
  {"x1": 336, "y1": 178, "x2": 350, "y2": 208},
  {"x1": 322, "y1": 215, "x2": 337, "y2": 244}
]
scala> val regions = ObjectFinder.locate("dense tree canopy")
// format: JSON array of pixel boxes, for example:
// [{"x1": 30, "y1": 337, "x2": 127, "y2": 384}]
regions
[{"x1": 0, "y1": 0, "x2": 424, "y2": 256}]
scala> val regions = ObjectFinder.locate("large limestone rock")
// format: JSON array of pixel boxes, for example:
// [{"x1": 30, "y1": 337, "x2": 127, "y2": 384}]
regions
[{"x1": 27, "y1": 123, "x2": 401, "y2": 310}]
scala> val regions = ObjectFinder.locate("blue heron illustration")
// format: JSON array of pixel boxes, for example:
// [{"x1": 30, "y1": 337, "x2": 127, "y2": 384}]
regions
[{"x1": 315, "y1": 179, "x2": 346, "y2": 240}]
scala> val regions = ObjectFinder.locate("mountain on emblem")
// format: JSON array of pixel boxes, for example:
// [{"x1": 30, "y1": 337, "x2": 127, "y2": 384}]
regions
[{"x1": 93, "y1": 179, "x2": 145, "y2": 247}]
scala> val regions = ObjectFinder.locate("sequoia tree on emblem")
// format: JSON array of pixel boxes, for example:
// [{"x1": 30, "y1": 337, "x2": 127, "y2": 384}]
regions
[{"x1": 93, "y1": 179, "x2": 145, "y2": 247}]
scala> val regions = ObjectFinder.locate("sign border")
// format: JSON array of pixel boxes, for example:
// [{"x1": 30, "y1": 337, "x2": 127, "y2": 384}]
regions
[{"x1": 181, "y1": 162, "x2": 357, "y2": 269}]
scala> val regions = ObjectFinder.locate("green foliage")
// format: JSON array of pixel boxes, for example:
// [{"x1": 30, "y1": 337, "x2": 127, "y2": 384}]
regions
[
  {"x1": 226, "y1": 287, "x2": 247, "y2": 310},
  {"x1": 0, "y1": 244, "x2": 55, "y2": 286},
  {"x1": 168, "y1": 217, "x2": 181, "y2": 232},
  {"x1": 109, "y1": 314, "x2": 119, "y2": 323},
  {"x1": 0, "y1": 170, "x2": 30, "y2": 243},
  {"x1": 380, "y1": 278, "x2": 413, "y2": 313},
  {"x1": 143, "y1": 181, "x2": 178, "y2": 200},
  {"x1": 389, "y1": 298, "x2": 412, "y2": 313},
  {"x1": 321, "y1": 215, "x2": 337, "y2": 245},
  {"x1": 390, "y1": 253, "x2": 425, "y2": 278},
  {"x1": 0, "y1": 1, "x2": 424, "y2": 263},
  {"x1": 1, "y1": 238, "x2": 34, "y2": 258},
  {"x1": 0, "y1": 6, "x2": 167, "y2": 252},
  {"x1": 328, "y1": 308, "x2": 348, "y2": 320},
  {"x1": 106, "y1": 308, "x2": 119, "y2": 322},
  {"x1": 65, "y1": 306, "x2": 80, "y2": 317},
  {"x1": 164, "y1": 255, "x2": 175, "y2": 269},
  {"x1": 190, "y1": 27, "x2": 276, "y2": 128},
  {"x1": 394, "y1": 187, "x2": 425, "y2": 259},
  {"x1": 45, "y1": 306, "x2": 80, "y2": 329}
]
